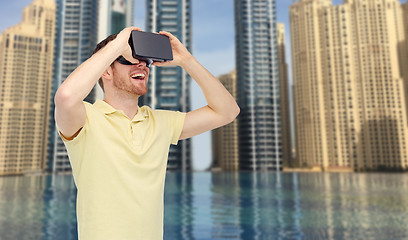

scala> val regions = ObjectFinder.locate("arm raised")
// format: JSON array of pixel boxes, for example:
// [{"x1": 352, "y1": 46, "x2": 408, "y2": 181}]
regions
[
  {"x1": 153, "y1": 31, "x2": 240, "y2": 140},
  {"x1": 54, "y1": 27, "x2": 141, "y2": 139},
  {"x1": 179, "y1": 57, "x2": 240, "y2": 140}
]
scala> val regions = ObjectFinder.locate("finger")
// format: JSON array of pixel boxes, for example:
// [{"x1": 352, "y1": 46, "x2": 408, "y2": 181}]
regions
[
  {"x1": 128, "y1": 58, "x2": 140, "y2": 64},
  {"x1": 152, "y1": 61, "x2": 165, "y2": 66},
  {"x1": 119, "y1": 26, "x2": 141, "y2": 35},
  {"x1": 126, "y1": 56, "x2": 139, "y2": 64},
  {"x1": 158, "y1": 31, "x2": 174, "y2": 39},
  {"x1": 121, "y1": 52, "x2": 139, "y2": 64},
  {"x1": 128, "y1": 26, "x2": 142, "y2": 32},
  {"x1": 152, "y1": 61, "x2": 170, "y2": 67}
]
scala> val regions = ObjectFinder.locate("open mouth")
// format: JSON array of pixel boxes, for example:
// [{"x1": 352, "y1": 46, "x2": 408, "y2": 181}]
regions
[{"x1": 131, "y1": 73, "x2": 145, "y2": 80}]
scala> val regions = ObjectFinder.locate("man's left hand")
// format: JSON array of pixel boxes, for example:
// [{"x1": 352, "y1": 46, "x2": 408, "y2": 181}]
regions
[{"x1": 152, "y1": 31, "x2": 193, "y2": 68}]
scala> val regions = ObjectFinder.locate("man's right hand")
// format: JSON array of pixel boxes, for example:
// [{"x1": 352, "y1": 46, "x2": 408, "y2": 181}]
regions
[
  {"x1": 113, "y1": 26, "x2": 143, "y2": 64},
  {"x1": 54, "y1": 26, "x2": 142, "y2": 140}
]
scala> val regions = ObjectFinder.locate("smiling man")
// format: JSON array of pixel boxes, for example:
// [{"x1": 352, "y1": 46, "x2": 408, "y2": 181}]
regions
[{"x1": 54, "y1": 27, "x2": 239, "y2": 240}]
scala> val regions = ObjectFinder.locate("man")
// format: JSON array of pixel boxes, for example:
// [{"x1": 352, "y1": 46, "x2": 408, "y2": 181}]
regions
[{"x1": 54, "y1": 26, "x2": 239, "y2": 239}]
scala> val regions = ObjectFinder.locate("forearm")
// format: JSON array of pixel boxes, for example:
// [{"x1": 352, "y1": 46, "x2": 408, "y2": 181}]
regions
[
  {"x1": 55, "y1": 40, "x2": 122, "y2": 104},
  {"x1": 181, "y1": 57, "x2": 240, "y2": 119}
]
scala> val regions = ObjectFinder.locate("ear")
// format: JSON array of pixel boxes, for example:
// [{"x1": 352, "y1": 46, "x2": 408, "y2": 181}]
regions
[{"x1": 101, "y1": 66, "x2": 114, "y2": 81}]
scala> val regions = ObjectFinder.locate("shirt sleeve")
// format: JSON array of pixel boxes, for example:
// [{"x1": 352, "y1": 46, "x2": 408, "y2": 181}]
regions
[
  {"x1": 56, "y1": 120, "x2": 88, "y2": 144},
  {"x1": 55, "y1": 102, "x2": 89, "y2": 145},
  {"x1": 169, "y1": 111, "x2": 186, "y2": 145},
  {"x1": 55, "y1": 102, "x2": 90, "y2": 176}
]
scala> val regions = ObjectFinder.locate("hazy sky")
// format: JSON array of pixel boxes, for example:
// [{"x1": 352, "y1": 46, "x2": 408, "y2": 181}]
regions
[{"x1": 0, "y1": 0, "x2": 407, "y2": 170}]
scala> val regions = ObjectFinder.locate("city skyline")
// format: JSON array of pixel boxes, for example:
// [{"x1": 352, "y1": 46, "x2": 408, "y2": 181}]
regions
[
  {"x1": 1, "y1": 0, "x2": 407, "y2": 171},
  {"x1": 2, "y1": 1, "x2": 408, "y2": 238}
]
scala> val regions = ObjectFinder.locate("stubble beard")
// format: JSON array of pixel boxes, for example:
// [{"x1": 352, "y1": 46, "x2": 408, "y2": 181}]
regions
[
  {"x1": 113, "y1": 78, "x2": 147, "y2": 96},
  {"x1": 112, "y1": 67, "x2": 148, "y2": 96}
]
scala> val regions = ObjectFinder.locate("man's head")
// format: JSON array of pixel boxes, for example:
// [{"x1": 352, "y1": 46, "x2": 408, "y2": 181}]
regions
[
  {"x1": 92, "y1": 34, "x2": 150, "y2": 96},
  {"x1": 93, "y1": 34, "x2": 118, "y2": 91}
]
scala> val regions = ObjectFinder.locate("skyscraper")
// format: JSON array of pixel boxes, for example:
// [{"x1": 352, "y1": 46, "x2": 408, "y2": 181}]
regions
[
  {"x1": 50, "y1": 0, "x2": 99, "y2": 173},
  {"x1": 290, "y1": 0, "x2": 408, "y2": 170},
  {"x1": 403, "y1": 1, "x2": 408, "y2": 114},
  {"x1": 276, "y1": 23, "x2": 292, "y2": 168},
  {"x1": 212, "y1": 71, "x2": 239, "y2": 171},
  {"x1": 95, "y1": 0, "x2": 134, "y2": 100},
  {"x1": 234, "y1": 0, "x2": 282, "y2": 171},
  {"x1": 144, "y1": 0, "x2": 192, "y2": 171},
  {"x1": 290, "y1": 0, "x2": 331, "y2": 169},
  {"x1": 405, "y1": 1, "x2": 408, "y2": 48},
  {"x1": 0, "y1": 0, "x2": 55, "y2": 175}
]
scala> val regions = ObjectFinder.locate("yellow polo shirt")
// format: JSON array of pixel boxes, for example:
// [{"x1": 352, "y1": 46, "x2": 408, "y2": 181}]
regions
[{"x1": 57, "y1": 99, "x2": 186, "y2": 240}]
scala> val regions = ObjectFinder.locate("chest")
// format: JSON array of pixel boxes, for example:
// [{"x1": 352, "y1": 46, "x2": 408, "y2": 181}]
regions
[{"x1": 89, "y1": 114, "x2": 170, "y2": 156}]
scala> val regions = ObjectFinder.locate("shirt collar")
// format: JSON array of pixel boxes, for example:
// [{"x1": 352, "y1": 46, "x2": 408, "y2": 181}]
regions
[{"x1": 93, "y1": 99, "x2": 148, "y2": 122}]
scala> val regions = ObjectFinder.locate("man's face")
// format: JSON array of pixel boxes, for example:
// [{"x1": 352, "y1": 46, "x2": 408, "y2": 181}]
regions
[{"x1": 110, "y1": 58, "x2": 150, "y2": 96}]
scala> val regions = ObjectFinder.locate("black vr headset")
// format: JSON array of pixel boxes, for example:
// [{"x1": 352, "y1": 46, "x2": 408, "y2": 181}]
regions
[{"x1": 128, "y1": 31, "x2": 173, "y2": 68}]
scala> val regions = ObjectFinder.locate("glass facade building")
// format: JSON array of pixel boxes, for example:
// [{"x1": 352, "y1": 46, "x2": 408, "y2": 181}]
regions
[
  {"x1": 49, "y1": 0, "x2": 99, "y2": 173},
  {"x1": 234, "y1": 0, "x2": 282, "y2": 171},
  {"x1": 94, "y1": 0, "x2": 133, "y2": 100},
  {"x1": 143, "y1": 0, "x2": 192, "y2": 171}
]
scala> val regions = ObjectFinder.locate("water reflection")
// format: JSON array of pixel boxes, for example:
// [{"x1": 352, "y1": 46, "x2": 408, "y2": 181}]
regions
[
  {"x1": 1, "y1": 172, "x2": 408, "y2": 239},
  {"x1": 208, "y1": 172, "x2": 408, "y2": 240},
  {"x1": 210, "y1": 172, "x2": 241, "y2": 239},
  {"x1": 164, "y1": 172, "x2": 194, "y2": 239},
  {"x1": 209, "y1": 172, "x2": 305, "y2": 239},
  {"x1": 0, "y1": 175, "x2": 76, "y2": 240},
  {"x1": 43, "y1": 176, "x2": 77, "y2": 240},
  {"x1": 296, "y1": 173, "x2": 408, "y2": 240}
]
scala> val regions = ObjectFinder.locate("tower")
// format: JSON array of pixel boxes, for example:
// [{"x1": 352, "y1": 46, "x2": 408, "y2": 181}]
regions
[
  {"x1": 290, "y1": 0, "x2": 408, "y2": 170},
  {"x1": 0, "y1": 0, "x2": 56, "y2": 175},
  {"x1": 235, "y1": 0, "x2": 282, "y2": 171},
  {"x1": 144, "y1": 0, "x2": 192, "y2": 171},
  {"x1": 50, "y1": 0, "x2": 99, "y2": 173},
  {"x1": 94, "y1": 0, "x2": 134, "y2": 100},
  {"x1": 211, "y1": 71, "x2": 239, "y2": 171}
]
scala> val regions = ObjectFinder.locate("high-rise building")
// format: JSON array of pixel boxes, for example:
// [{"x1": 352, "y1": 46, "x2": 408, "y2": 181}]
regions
[
  {"x1": 50, "y1": 0, "x2": 99, "y2": 173},
  {"x1": 95, "y1": 0, "x2": 134, "y2": 100},
  {"x1": 0, "y1": 0, "x2": 55, "y2": 175},
  {"x1": 290, "y1": 0, "x2": 408, "y2": 171},
  {"x1": 405, "y1": 1, "x2": 408, "y2": 48},
  {"x1": 212, "y1": 71, "x2": 239, "y2": 171},
  {"x1": 234, "y1": 0, "x2": 282, "y2": 171},
  {"x1": 403, "y1": 1, "x2": 408, "y2": 114},
  {"x1": 276, "y1": 23, "x2": 292, "y2": 168},
  {"x1": 144, "y1": 0, "x2": 192, "y2": 171}
]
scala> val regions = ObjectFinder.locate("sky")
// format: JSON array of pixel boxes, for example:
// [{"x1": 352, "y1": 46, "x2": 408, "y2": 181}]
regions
[{"x1": 0, "y1": 0, "x2": 407, "y2": 170}]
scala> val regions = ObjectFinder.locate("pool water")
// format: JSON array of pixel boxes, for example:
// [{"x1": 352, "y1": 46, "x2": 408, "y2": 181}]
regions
[{"x1": 1, "y1": 172, "x2": 408, "y2": 240}]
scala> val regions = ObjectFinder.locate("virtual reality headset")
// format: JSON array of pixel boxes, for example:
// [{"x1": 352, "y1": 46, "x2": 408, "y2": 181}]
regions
[{"x1": 128, "y1": 31, "x2": 173, "y2": 68}]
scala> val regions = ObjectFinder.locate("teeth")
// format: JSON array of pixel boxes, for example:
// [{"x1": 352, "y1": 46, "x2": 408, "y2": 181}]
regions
[{"x1": 131, "y1": 73, "x2": 145, "y2": 78}]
